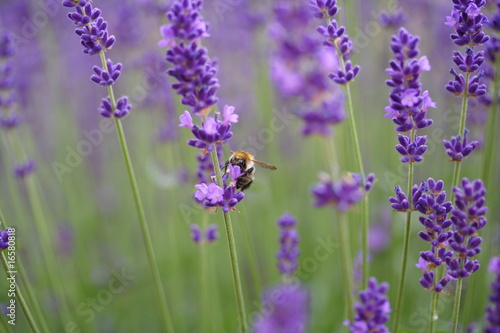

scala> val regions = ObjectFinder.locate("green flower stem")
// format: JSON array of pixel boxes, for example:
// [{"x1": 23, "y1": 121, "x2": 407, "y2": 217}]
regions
[
  {"x1": 200, "y1": 213, "x2": 210, "y2": 332},
  {"x1": 334, "y1": 46, "x2": 369, "y2": 290},
  {"x1": 209, "y1": 148, "x2": 247, "y2": 333},
  {"x1": 324, "y1": 11, "x2": 369, "y2": 288},
  {"x1": 447, "y1": 72, "x2": 471, "y2": 333},
  {"x1": 24, "y1": 176, "x2": 73, "y2": 324},
  {"x1": 0, "y1": 313, "x2": 14, "y2": 333},
  {"x1": 0, "y1": 252, "x2": 40, "y2": 333},
  {"x1": 0, "y1": 209, "x2": 49, "y2": 333},
  {"x1": 429, "y1": 291, "x2": 437, "y2": 333},
  {"x1": 429, "y1": 260, "x2": 445, "y2": 333},
  {"x1": 451, "y1": 277, "x2": 463, "y2": 333},
  {"x1": 337, "y1": 212, "x2": 355, "y2": 322},
  {"x1": 450, "y1": 72, "x2": 470, "y2": 201},
  {"x1": 392, "y1": 158, "x2": 414, "y2": 332},
  {"x1": 481, "y1": 58, "x2": 500, "y2": 186},
  {"x1": 99, "y1": 53, "x2": 174, "y2": 333},
  {"x1": 113, "y1": 118, "x2": 175, "y2": 332},
  {"x1": 0, "y1": 205, "x2": 42, "y2": 333},
  {"x1": 3, "y1": 126, "x2": 72, "y2": 327}
]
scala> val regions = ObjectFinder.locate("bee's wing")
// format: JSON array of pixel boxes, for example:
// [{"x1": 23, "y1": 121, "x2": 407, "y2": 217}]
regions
[{"x1": 252, "y1": 159, "x2": 277, "y2": 170}]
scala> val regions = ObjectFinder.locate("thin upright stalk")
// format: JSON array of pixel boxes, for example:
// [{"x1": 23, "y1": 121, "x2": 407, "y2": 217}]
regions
[
  {"x1": 450, "y1": 72, "x2": 470, "y2": 202},
  {"x1": 451, "y1": 277, "x2": 463, "y2": 333},
  {"x1": 336, "y1": 212, "x2": 355, "y2": 322},
  {"x1": 0, "y1": 207, "x2": 49, "y2": 333},
  {"x1": 200, "y1": 213, "x2": 210, "y2": 332},
  {"x1": 429, "y1": 290, "x2": 438, "y2": 333},
  {"x1": 448, "y1": 73, "x2": 471, "y2": 333},
  {"x1": 429, "y1": 261, "x2": 445, "y2": 333},
  {"x1": 335, "y1": 48, "x2": 370, "y2": 289},
  {"x1": 99, "y1": 52, "x2": 174, "y2": 333},
  {"x1": 392, "y1": 159, "x2": 414, "y2": 332},
  {"x1": 114, "y1": 119, "x2": 175, "y2": 332},
  {"x1": 210, "y1": 148, "x2": 247, "y2": 333},
  {"x1": 481, "y1": 59, "x2": 500, "y2": 184},
  {"x1": 1, "y1": 252, "x2": 40, "y2": 333}
]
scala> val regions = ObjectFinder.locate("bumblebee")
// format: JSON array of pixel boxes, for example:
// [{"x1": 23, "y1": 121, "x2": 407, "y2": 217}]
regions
[{"x1": 223, "y1": 150, "x2": 277, "y2": 191}]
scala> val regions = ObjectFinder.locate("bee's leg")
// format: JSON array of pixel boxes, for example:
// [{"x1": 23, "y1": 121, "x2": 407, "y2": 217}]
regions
[
  {"x1": 240, "y1": 180, "x2": 253, "y2": 191},
  {"x1": 244, "y1": 167, "x2": 254, "y2": 175},
  {"x1": 221, "y1": 160, "x2": 230, "y2": 173}
]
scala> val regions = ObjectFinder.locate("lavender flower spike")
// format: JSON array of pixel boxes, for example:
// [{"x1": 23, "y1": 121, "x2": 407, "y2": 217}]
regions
[
  {"x1": 446, "y1": 178, "x2": 487, "y2": 279},
  {"x1": 415, "y1": 178, "x2": 454, "y2": 292},
  {"x1": 443, "y1": 129, "x2": 479, "y2": 162},
  {"x1": 346, "y1": 277, "x2": 391, "y2": 333},
  {"x1": 0, "y1": 226, "x2": 13, "y2": 250},
  {"x1": 161, "y1": 0, "x2": 219, "y2": 113},
  {"x1": 312, "y1": 173, "x2": 366, "y2": 212},
  {"x1": 445, "y1": 0, "x2": 489, "y2": 98},
  {"x1": 310, "y1": 0, "x2": 361, "y2": 84},
  {"x1": 253, "y1": 284, "x2": 310, "y2": 333},
  {"x1": 277, "y1": 213, "x2": 300, "y2": 275},
  {"x1": 190, "y1": 224, "x2": 218, "y2": 244},
  {"x1": 64, "y1": 0, "x2": 132, "y2": 119},
  {"x1": 484, "y1": 257, "x2": 500, "y2": 333}
]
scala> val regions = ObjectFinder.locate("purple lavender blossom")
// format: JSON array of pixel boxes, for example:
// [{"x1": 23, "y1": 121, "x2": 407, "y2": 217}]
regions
[
  {"x1": 190, "y1": 224, "x2": 202, "y2": 244},
  {"x1": 484, "y1": 257, "x2": 500, "y2": 333},
  {"x1": 98, "y1": 96, "x2": 132, "y2": 119},
  {"x1": 445, "y1": 1, "x2": 489, "y2": 98},
  {"x1": 0, "y1": 226, "x2": 12, "y2": 250},
  {"x1": 65, "y1": 1, "x2": 116, "y2": 55},
  {"x1": 194, "y1": 165, "x2": 245, "y2": 213},
  {"x1": 312, "y1": 173, "x2": 368, "y2": 212},
  {"x1": 253, "y1": 283, "x2": 310, "y2": 333},
  {"x1": 160, "y1": 0, "x2": 219, "y2": 114},
  {"x1": 0, "y1": 32, "x2": 36, "y2": 178},
  {"x1": 445, "y1": 178, "x2": 487, "y2": 279},
  {"x1": 0, "y1": 114, "x2": 20, "y2": 130},
  {"x1": 415, "y1": 178, "x2": 454, "y2": 292},
  {"x1": 445, "y1": 0, "x2": 489, "y2": 47},
  {"x1": 389, "y1": 182, "x2": 425, "y2": 212},
  {"x1": 14, "y1": 160, "x2": 36, "y2": 179},
  {"x1": 395, "y1": 134, "x2": 428, "y2": 163},
  {"x1": 269, "y1": 1, "x2": 345, "y2": 137},
  {"x1": 368, "y1": 211, "x2": 391, "y2": 253},
  {"x1": 443, "y1": 129, "x2": 479, "y2": 161},
  {"x1": 190, "y1": 224, "x2": 218, "y2": 244},
  {"x1": 385, "y1": 28, "x2": 435, "y2": 167},
  {"x1": 379, "y1": 10, "x2": 406, "y2": 28},
  {"x1": 205, "y1": 224, "x2": 218, "y2": 243},
  {"x1": 346, "y1": 277, "x2": 391, "y2": 333},
  {"x1": 310, "y1": 0, "x2": 361, "y2": 84},
  {"x1": 0, "y1": 32, "x2": 17, "y2": 120},
  {"x1": 91, "y1": 59, "x2": 122, "y2": 86},
  {"x1": 179, "y1": 106, "x2": 237, "y2": 153},
  {"x1": 64, "y1": 0, "x2": 132, "y2": 119},
  {"x1": 385, "y1": 28, "x2": 435, "y2": 135},
  {"x1": 276, "y1": 213, "x2": 300, "y2": 275}
]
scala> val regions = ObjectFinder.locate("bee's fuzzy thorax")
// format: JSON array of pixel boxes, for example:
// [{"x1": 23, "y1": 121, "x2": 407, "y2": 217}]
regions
[{"x1": 231, "y1": 150, "x2": 254, "y2": 160}]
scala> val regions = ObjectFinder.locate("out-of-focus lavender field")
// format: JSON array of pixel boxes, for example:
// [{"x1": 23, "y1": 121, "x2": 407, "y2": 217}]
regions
[{"x1": 0, "y1": 0, "x2": 499, "y2": 332}]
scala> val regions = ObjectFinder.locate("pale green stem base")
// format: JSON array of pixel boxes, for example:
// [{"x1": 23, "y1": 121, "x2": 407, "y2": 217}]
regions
[
  {"x1": 337, "y1": 212, "x2": 355, "y2": 323},
  {"x1": 392, "y1": 161, "x2": 414, "y2": 332},
  {"x1": 200, "y1": 213, "x2": 210, "y2": 332},
  {"x1": 451, "y1": 278, "x2": 463, "y2": 333},
  {"x1": 98, "y1": 49, "x2": 174, "y2": 332},
  {"x1": 114, "y1": 119, "x2": 174, "y2": 333},
  {"x1": 1, "y1": 251, "x2": 40, "y2": 333},
  {"x1": 210, "y1": 148, "x2": 247, "y2": 333}
]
